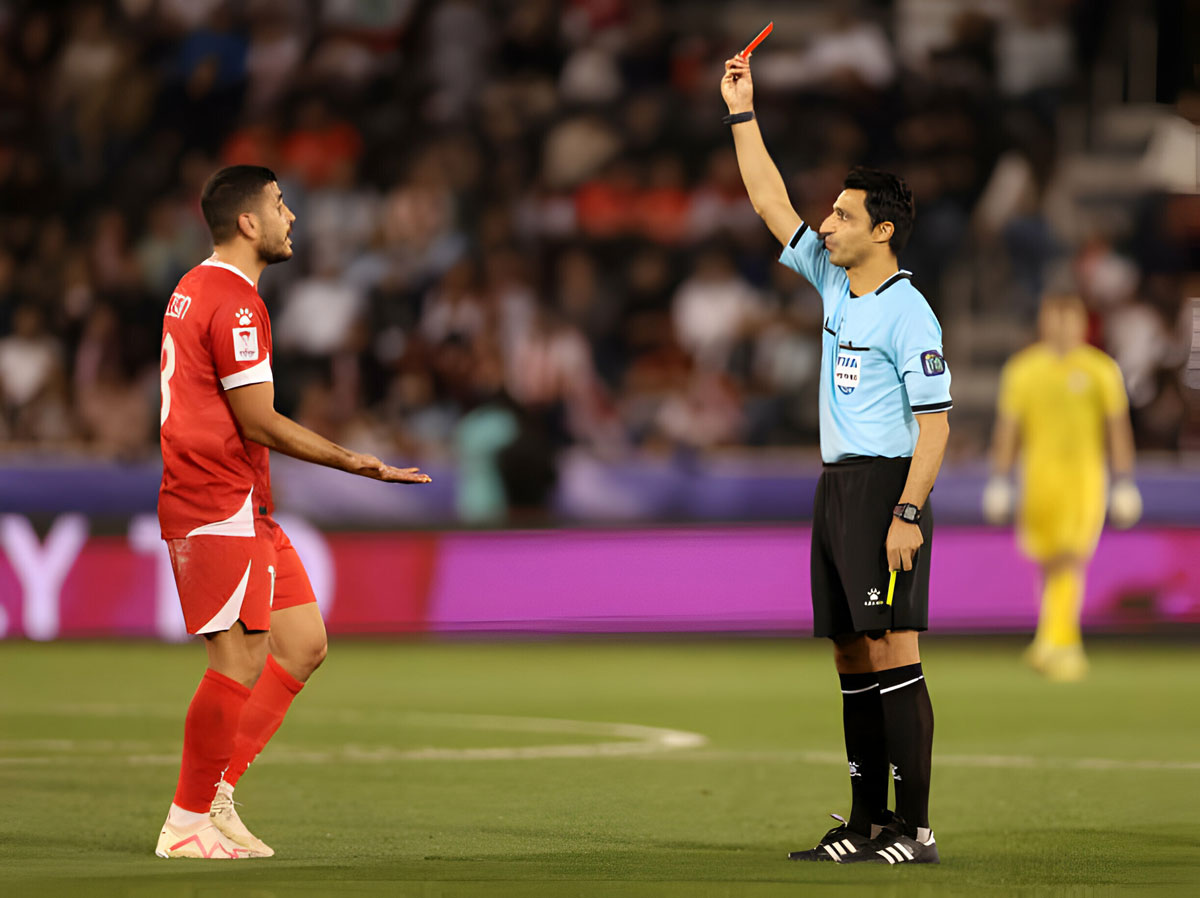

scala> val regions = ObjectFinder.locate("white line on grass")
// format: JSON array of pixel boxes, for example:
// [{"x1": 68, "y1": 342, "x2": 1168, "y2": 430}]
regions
[
  {"x1": 0, "y1": 708, "x2": 707, "y2": 765},
  {"x1": 4, "y1": 707, "x2": 1196, "y2": 771},
  {"x1": 637, "y1": 749, "x2": 1200, "y2": 772}
]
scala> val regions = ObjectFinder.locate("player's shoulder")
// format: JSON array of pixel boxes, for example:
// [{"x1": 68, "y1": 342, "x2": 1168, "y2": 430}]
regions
[
  {"x1": 172, "y1": 261, "x2": 260, "y2": 315},
  {"x1": 180, "y1": 260, "x2": 256, "y2": 296},
  {"x1": 1076, "y1": 345, "x2": 1126, "y2": 390},
  {"x1": 1076, "y1": 343, "x2": 1119, "y2": 369},
  {"x1": 193, "y1": 259, "x2": 256, "y2": 291}
]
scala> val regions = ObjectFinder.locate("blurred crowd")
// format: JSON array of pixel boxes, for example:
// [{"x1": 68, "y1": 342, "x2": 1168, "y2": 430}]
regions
[{"x1": 1, "y1": 0, "x2": 1197, "y2": 490}]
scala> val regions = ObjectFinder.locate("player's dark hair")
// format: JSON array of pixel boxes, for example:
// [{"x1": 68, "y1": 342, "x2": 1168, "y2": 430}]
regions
[
  {"x1": 843, "y1": 166, "x2": 914, "y2": 253},
  {"x1": 200, "y1": 165, "x2": 278, "y2": 244},
  {"x1": 1041, "y1": 292, "x2": 1087, "y2": 316}
]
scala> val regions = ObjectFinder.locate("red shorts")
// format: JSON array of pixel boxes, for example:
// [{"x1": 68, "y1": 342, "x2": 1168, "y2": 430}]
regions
[{"x1": 167, "y1": 519, "x2": 317, "y2": 635}]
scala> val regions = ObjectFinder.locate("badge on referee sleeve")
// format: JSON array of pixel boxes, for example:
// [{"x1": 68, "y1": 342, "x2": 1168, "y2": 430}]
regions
[{"x1": 920, "y1": 350, "x2": 945, "y2": 376}]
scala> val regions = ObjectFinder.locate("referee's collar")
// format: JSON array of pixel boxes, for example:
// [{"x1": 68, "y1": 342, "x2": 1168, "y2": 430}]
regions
[{"x1": 850, "y1": 269, "x2": 912, "y2": 298}]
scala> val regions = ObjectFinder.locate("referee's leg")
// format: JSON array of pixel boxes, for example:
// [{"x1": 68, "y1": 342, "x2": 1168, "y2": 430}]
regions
[{"x1": 834, "y1": 630, "x2": 935, "y2": 846}]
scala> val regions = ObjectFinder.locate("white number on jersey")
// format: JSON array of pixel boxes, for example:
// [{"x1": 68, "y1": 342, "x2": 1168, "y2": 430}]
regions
[{"x1": 160, "y1": 333, "x2": 176, "y2": 425}]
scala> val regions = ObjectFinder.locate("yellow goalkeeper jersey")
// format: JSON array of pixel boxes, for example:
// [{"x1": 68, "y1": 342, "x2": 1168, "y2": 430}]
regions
[
  {"x1": 997, "y1": 342, "x2": 1128, "y2": 559},
  {"x1": 998, "y1": 342, "x2": 1127, "y2": 471}
]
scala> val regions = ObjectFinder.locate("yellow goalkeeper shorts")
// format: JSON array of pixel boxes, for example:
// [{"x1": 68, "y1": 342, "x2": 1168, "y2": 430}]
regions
[{"x1": 1017, "y1": 465, "x2": 1106, "y2": 562}]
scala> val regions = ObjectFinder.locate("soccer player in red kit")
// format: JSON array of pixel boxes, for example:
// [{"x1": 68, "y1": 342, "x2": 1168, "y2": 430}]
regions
[{"x1": 155, "y1": 165, "x2": 430, "y2": 859}]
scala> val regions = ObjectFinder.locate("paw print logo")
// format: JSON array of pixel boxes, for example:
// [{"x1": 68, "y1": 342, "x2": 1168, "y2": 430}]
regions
[
  {"x1": 866, "y1": 588, "x2": 881, "y2": 605},
  {"x1": 236, "y1": 308, "x2": 254, "y2": 326}
]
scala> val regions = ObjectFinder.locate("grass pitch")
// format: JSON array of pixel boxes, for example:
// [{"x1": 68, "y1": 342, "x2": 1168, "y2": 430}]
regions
[{"x1": 1, "y1": 637, "x2": 1197, "y2": 897}]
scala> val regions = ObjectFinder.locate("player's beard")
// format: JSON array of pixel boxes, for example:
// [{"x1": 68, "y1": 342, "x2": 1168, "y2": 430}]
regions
[{"x1": 259, "y1": 233, "x2": 293, "y2": 265}]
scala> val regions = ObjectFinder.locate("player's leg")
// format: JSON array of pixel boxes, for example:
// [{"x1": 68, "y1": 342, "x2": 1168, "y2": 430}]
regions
[
  {"x1": 176, "y1": 624, "x2": 269, "y2": 811},
  {"x1": 1032, "y1": 554, "x2": 1090, "y2": 681},
  {"x1": 161, "y1": 623, "x2": 272, "y2": 858},
  {"x1": 1017, "y1": 471, "x2": 1058, "y2": 667},
  {"x1": 157, "y1": 536, "x2": 273, "y2": 859},
  {"x1": 208, "y1": 606, "x2": 319, "y2": 856},
  {"x1": 205, "y1": 621, "x2": 272, "y2": 685},
  {"x1": 219, "y1": 603, "x2": 324, "y2": 786},
  {"x1": 210, "y1": 526, "x2": 321, "y2": 853},
  {"x1": 223, "y1": 528, "x2": 323, "y2": 791},
  {"x1": 1021, "y1": 470, "x2": 1101, "y2": 680},
  {"x1": 268, "y1": 600, "x2": 329, "y2": 680},
  {"x1": 172, "y1": 624, "x2": 268, "y2": 819}
]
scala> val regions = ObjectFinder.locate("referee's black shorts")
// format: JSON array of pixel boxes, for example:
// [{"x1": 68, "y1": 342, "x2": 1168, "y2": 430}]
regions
[{"x1": 810, "y1": 455, "x2": 932, "y2": 639}]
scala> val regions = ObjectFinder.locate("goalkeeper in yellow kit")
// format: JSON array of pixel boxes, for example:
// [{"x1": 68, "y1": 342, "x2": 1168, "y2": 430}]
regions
[{"x1": 983, "y1": 294, "x2": 1142, "y2": 681}]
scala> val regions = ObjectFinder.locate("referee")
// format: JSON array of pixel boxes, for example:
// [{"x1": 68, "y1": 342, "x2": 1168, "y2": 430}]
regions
[{"x1": 722, "y1": 56, "x2": 951, "y2": 865}]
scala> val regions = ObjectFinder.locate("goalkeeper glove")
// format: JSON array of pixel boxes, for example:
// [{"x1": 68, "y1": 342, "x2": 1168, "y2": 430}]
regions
[
  {"x1": 982, "y1": 475, "x2": 1013, "y2": 525},
  {"x1": 1109, "y1": 477, "x2": 1142, "y2": 529}
]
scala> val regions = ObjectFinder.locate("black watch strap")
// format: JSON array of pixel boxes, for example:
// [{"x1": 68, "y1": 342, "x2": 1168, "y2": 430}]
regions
[
  {"x1": 893, "y1": 503, "x2": 921, "y2": 524},
  {"x1": 722, "y1": 111, "x2": 755, "y2": 125}
]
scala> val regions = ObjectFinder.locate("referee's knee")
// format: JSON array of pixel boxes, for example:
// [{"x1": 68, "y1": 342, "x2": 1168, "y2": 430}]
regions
[{"x1": 831, "y1": 632, "x2": 869, "y2": 671}]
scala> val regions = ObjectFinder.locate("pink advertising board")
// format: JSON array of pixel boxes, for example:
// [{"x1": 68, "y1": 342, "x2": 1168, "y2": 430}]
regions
[{"x1": 0, "y1": 518, "x2": 1197, "y2": 640}]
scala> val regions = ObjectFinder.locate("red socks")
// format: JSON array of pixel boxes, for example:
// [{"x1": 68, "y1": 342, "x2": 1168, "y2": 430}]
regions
[
  {"x1": 172, "y1": 656, "x2": 304, "y2": 812},
  {"x1": 172, "y1": 669, "x2": 251, "y2": 813},
  {"x1": 223, "y1": 654, "x2": 304, "y2": 788}
]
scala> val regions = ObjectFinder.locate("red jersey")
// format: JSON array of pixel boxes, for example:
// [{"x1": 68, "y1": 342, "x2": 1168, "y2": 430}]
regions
[{"x1": 158, "y1": 259, "x2": 275, "y2": 539}]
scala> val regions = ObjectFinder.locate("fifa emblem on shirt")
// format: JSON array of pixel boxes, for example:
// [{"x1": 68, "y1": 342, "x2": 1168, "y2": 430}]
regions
[
  {"x1": 865, "y1": 587, "x2": 883, "y2": 607},
  {"x1": 836, "y1": 351, "x2": 860, "y2": 394},
  {"x1": 921, "y1": 350, "x2": 945, "y2": 376},
  {"x1": 234, "y1": 327, "x2": 259, "y2": 361}
]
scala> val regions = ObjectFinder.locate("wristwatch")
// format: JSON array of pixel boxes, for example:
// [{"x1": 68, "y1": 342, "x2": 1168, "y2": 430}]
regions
[{"x1": 893, "y1": 503, "x2": 921, "y2": 524}]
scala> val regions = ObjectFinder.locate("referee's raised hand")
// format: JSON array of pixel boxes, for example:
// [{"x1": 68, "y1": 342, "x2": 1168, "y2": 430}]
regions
[
  {"x1": 721, "y1": 56, "x2": 754, "y2": 113},
  {"x1": 886, "y1": 516, "x2": 924, "y2": 572}
]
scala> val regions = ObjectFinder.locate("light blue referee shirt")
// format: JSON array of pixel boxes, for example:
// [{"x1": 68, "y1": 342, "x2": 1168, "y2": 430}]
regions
[{"x1": 779, "y1": 222, "x2": 952, "y2": 463}]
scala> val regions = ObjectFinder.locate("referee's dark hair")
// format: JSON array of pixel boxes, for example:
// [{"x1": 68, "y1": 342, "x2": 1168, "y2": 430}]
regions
[
  {"x1": 200, "y1": 165, "x2": 279, "y2": 244},
  {"x1": 844, "y1": 166, "x2": 915, "y2": 253}
]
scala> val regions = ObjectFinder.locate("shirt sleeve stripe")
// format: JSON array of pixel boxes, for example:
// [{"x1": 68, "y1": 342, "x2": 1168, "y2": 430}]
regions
[
  {"x1": 912, "y1": 400, "x2": 952, "y2": 413},
  {"x1": 220, "y1": 355, "x2": 273, "y2": 390},
  {"x1": 789, "y1": 222, "x2": 809, "y2": 248}
]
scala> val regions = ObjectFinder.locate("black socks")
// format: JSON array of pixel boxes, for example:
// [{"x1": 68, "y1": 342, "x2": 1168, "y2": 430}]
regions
[
  {"x1": 838, "y1": 671, "x2": 889, "y2": 837},
  {"x1": 876, "y1": 662, "x2": 934, "y2": 836}
]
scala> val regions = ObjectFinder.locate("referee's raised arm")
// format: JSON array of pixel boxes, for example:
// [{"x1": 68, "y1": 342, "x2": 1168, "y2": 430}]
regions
[{"x1": 720, "y1": 55, "x2": 802, "y2": 245}]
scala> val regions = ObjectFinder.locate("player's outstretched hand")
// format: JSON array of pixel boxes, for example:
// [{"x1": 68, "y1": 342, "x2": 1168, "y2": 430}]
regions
[
  {"x1": 721, "y1": 56, "x2": 754, "y2": 114},
  {"x1": 350, "y1": 453, "x2": 432, "y2": 484}
]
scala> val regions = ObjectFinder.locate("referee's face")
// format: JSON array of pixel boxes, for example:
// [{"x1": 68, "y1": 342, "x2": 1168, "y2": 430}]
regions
[{"x1": 820, "y1": 189, "x2": 881, "y2": 269}]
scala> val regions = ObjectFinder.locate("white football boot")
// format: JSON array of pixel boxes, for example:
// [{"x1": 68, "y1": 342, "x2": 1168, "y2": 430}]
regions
[
  {"x1": 155, "y1": 816, "x2": 265, "y2": 859},
  {"x1": 208, "y1": 780, "x2": 275, "y2": 857}
]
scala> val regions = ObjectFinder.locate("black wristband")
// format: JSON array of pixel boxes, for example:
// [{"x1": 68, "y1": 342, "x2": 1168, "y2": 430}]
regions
[{"x1": 722, "y1": 111, "x2": 755, "y2": 125}]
